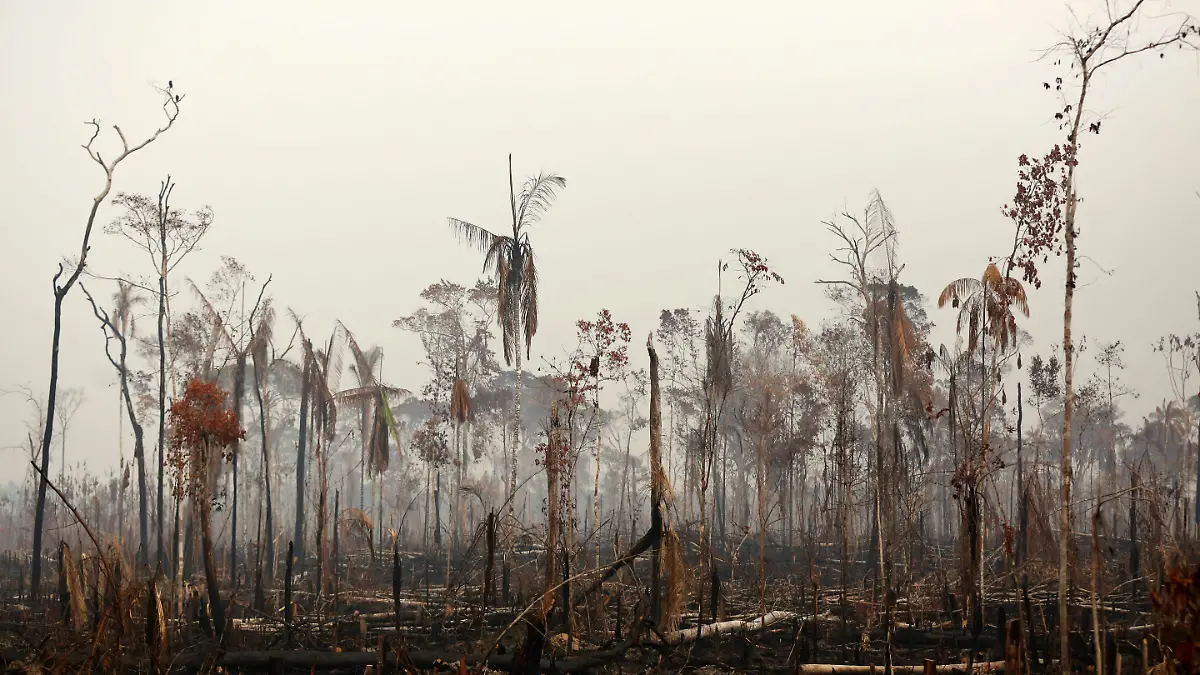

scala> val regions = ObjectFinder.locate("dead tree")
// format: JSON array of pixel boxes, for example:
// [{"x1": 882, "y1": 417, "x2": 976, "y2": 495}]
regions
[
  {"x1": 30, "y1": 83, "x2": 184, "y2": 600},
  {"x1": 80, "y1": 284, "x2": 151, "y2": 571}
]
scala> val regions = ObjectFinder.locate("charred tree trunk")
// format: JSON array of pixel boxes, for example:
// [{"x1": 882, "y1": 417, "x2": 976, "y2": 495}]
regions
[
  {"x1": 34, "y1": 102, "x2": 179, "y2": 598},
  {"x1": 32, "y1": 288, "x2": 69, "y2": 601},
  {"x1": 252, "y1": 349, "x2": 275, "y2": 579},
  {"x1": 294, "y1": 346, "x2": 310, "y2": 570},
  {"x1": 648, "y1": 337, "x2": 664, "y2": 626},
  {"x1": 156, "y1": 244, "x2": 167, "y2": 570},
  {"x1": 198, "y1": 475, "x2": 224, "y2": 642},
  {"x1": 230, "y1": 353, "x2": 247, "y2": 580}
]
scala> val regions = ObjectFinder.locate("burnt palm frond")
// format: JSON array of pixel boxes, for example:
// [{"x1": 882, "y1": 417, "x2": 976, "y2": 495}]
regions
[
  {"x1": 938, "y1": 277, "x2": 978, "y2": 309},
  {"x1": 450, "y1": 378, "x2": 471, "y2": 425},
  {"x1": 482, "y1": 236, "x2": 514, "y2": 278},
  {"x1": 337, "y1": 321, "x2": 380, "y2": 389},
  {"x1": 250, "y1": 300, "x2": 275, "y2": 371},
  {"x1": 186, "y1": 277, "x2": 237, "y2": 351},
  {"x1": 448, "y1": 218, "x2": 502, "y2": 255},
  {"x1": 368, "y1": 394, "x2": 390, "y2": 474},
  {"x1": 522, "y1": 249, "x2": 538, "y2": 358}
]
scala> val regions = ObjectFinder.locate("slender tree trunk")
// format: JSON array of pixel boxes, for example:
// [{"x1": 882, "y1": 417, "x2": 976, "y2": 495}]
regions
[
  {"x1": 593, "y1": 391, "x2": 602, "y2": 572},
  {"x1": 197, "y1": 476, "x2": 224, "y2": 641},
  {"x1": 156, "y1": 253, "x2": 167, "y2": 570},
  {"x1": 316, "y1": 437, "x2": 329, "y2": 598},
  {"x1": 512, "y1": 316, "x2": 523, "y2": 525},
  {"x1": 252, "y1": 351, "x2": 274, "y2": 579},
  {"x1": 129, "y1": 401, "x2": 149, "y2": 570},
  {"x1": 229, "y1": 354, "x2": 247, "y2": 580},
  {"x1": 32, "y1": 103, "x2": 177, "y2": 599},
  {"x1": 31, "y1": 290, "x2": 68, "y2": 600},
  {"x1": 1060, "y1": 182, "x2": 1078, "y2": 674},
  {"x1": 294, "y1": 349, "x2": 310, "y2": 569},
  {"x1": 648, "y1": 340, "x2": 663, "y2": 625}
]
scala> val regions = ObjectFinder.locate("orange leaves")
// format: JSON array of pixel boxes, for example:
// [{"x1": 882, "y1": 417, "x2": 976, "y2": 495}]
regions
[
  {"x1": 167, "y1": 378, "x2": 245, "y2": 498},
  {"x1": 169, "y1": 378, "x2": 245, "y2": 454}
]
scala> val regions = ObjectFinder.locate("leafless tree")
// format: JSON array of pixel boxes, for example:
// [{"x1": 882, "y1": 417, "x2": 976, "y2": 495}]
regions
[{"x1": 30, "y1": 83, "x2": 184, "y2": 600}]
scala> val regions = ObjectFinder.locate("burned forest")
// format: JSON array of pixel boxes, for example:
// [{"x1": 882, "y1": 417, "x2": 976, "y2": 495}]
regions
[{"x1": 2, "y1": 1, "x2": 1200, "y2": 674}]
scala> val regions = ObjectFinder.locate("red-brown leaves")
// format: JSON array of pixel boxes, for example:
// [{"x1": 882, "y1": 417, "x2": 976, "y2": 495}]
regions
[
  {"x1": 169, "y1": 378, "x2": 245, "y2": 455},
  {"x1": 167, "y1": 378, "x2": 245, "y2": 498},
  {"x1": 1001, "y1": 144, "x2": 1077, "y2": 290},
  {"x1": 1153, "y1": 564, "x2": 1200, "y2": 673}
]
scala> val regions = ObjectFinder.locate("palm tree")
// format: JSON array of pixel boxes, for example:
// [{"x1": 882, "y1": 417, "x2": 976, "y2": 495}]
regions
[
  {"x1": 448, "y1": 154, "x2": 567, "y2": 521},
  {"x1": 296, "y1": 322, "x2": 342, "y2": 595},
  {"x1": 336, "y1": 322, "x2": 405, "y2": 543},
  {"x1": 112, "y1": 281, "x2": 146, "y2": 549},
  {"x1": 938, "y1": 261, "x2": 1028, "y2": 636},
  {"x1": 1147, "y1": 399, "x2": 1190, "y2": 467},
  {"x1": 938, "y1": 262, "x2": 1028, "y2": 444}
]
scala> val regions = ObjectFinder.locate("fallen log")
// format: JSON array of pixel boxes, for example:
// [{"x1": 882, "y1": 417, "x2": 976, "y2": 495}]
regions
[
  {"x1": 796, "y1": 662, "x2": 1005, "y2": 674},
  {"x1": 175, "y1": 638, "x2": 644, "y2": 673},
  {"x1": 655, "y1": 610, "x2": 798, "y2": 645}
]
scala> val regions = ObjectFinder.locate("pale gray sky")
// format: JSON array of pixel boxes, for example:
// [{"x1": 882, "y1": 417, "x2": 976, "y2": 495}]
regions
[{"x1": 2, "y1": 0, "x2": 1198, "y2": 472}]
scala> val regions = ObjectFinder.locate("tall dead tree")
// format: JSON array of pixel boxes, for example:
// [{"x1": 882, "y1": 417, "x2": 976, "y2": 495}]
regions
[
  {"x1": 1004, "y1": 6, "x2": 1198, "y2": 668},
  {"x1": 108, "y1": 174, "x2": 212, "y2": 570},
  {"x1": 80, "y1": 285, "x2": 152, "y2": 571},
  {"x1": 30, "y1": 84, "x2": 183, "y2": 600}
]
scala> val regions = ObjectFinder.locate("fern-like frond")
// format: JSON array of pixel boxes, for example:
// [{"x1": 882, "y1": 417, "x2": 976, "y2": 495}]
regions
[
  {"x1": 938, "y1": 277, "x2": 979, "y2": 308},
  {"x1": 333, "y1": 385, "x2": 378, "y2": 405},
  {"x1": 1001, "y1": 278, "x2": 1030, "y2": 317},
  {"x1": 515, "y1": 172, "x2": 567, "y2": 230}
]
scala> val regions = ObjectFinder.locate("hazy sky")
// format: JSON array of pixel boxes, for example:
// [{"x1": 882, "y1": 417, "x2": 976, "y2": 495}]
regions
[{"x1": 2, "y1": 0, "x2": 1198, "y2": 473}]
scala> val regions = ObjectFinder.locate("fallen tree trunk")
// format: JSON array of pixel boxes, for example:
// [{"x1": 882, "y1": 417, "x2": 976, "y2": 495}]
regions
[
  {"x1": 655, "y1": 610, "x2": 797, "y2": 645},
  {"x1": 797, "y1": 662, "x2": 1006, "y2": 674},
  {"x1": 175, "y1": 636, "x2": 642, "y2": 673}
]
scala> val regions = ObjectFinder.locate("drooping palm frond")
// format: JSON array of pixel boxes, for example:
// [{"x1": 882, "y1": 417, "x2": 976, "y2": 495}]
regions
[
  {"x1": 301, "y1": 326, "x2": 343, "y2": 443},
  {"x1": 940, "y1": 263, "x2": 1029, "y2": 357},
  {"x1": 186, "y1": 277, "x2": 237, "y2": 351},
  {"x1": 889, "y1": 280, "x2": 919, "y2": 389},
  {"x1": 340, "y1": 507, "x2": 375, "y2": 561},
  {"x1": 448, "y1": 218, "x2": 502, "y2": 256},
  {"x1": 482, "y1": 235, "x2": 515, "y2": 284},
  {"x1": 321, "y1": 328, "x2": 345, "y2": 398},
  {"x1": 333, "y1": 385, "x2": 379, "y2": 405},
  {"x1": 450, "y1": 378, "x2": 471, "y2": 424},
  {"x1": 515, "y1": 172, "x2": 568, "y2": 229},
  {"x1": 250, "y1": 300, "x2": 275, "y2": 374},
  {"x1": 337, "y1": 321, "x2": 379, "y2": 389},
  {"x1": 521, "y1": 247, "x2": 538, "y2": 359},
  {"x1": 368, "y1": 393, "x2": 390, "y2": 474},
  {"x1": 379, "y1": 388, "x2": 404, "y2": 457},
  {"x1": 938, "y1": 277, "x2": 979, "y2": 309},
  {"x1": 332, "y1": 384, "x2": 409, "y2": 404}
]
